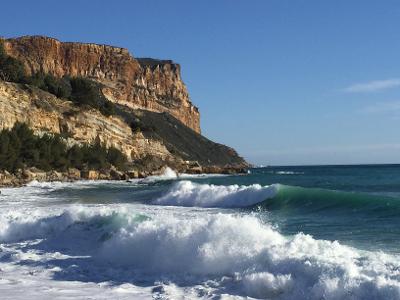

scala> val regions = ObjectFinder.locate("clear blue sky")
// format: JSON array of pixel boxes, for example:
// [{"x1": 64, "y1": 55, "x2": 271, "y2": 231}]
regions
[{"x1": 2, "y1": 0, "x2": 400, "y2": 165}]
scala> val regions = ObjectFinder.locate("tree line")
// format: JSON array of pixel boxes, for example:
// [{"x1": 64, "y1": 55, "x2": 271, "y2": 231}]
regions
[{"x1": 0, "y1": 123, "x2": 128, "y2": 172}]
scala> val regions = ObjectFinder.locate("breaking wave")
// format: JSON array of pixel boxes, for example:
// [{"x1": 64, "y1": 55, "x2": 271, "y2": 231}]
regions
[
  {"x1": 154, "y1": 181, "x2": 400, "y2": 216},
  {"x1": 1, "y1": 207, "x2": 400, "y2": 299},
  {"x1": 153, "y1": 180, "x2": 279, "y2": 207}
]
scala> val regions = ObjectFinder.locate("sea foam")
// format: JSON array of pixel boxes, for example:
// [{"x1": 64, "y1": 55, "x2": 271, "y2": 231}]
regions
[
  {"x1": 153, "y1": 180, "x2": 279, "y2": 207},
  {"x1": 1, "y1": 206, "x2": 400, "y2": 299},
  {"x1": 2, "y1": 181, "x2": 400, "y2": 299}
]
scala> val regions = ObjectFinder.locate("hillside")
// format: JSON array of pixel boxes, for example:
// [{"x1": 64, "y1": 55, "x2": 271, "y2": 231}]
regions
[
  {"x1": 1, "y1": 35, "x2": 201, "y2": 132},
  {"x1": 0, "y1": 35, "x2": 249, "y2": 180}
]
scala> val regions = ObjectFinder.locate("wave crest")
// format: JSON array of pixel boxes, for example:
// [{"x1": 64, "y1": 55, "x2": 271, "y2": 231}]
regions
[
  {"x1": 1, "y1": 206, "x2": 400, "y2": 299},
  {"x1": 153, "y1": 180, "x2": 279, "y2": 208}
]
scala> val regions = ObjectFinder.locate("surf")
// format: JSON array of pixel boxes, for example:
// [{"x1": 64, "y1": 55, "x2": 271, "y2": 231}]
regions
[
  {"x1": 1, "y1": 205, "x2": 400, "y2": 299},
  {"x1": 154, "y1": 180, "x2": 400, "y2": 216}
]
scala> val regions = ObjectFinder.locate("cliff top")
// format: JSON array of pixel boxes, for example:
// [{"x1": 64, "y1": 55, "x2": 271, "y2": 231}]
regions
[
  {"x1": 2, "y1": 34, "x2": 201, "y2": 132},
  {"x1": 3, "y1": 35, "x2": 129, "y2": 53},
  {"x1": 3, "y1": 36, "x2": 179, "y2": 67},
  {"x1": 136, "y1": 58, "x2": 180, "y2": 71}
]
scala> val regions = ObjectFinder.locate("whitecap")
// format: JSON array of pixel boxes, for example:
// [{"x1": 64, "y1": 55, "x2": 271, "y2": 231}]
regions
[{"x1": 153, "y1": 180, "x2": 279, "y2": 208}]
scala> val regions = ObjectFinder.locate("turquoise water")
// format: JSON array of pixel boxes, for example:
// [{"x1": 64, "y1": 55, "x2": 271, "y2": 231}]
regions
[
  {"x1": 2, "y1": 165, "x2": 400, "y2": 299},
  {"x1": 50, "y1": 164, "x2": 400, "y2": 253}
]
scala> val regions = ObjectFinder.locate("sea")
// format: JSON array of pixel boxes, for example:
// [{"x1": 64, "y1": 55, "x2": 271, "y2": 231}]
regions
[{"x1": 1, "y1": 164, "x2": 400, "y2": 299}]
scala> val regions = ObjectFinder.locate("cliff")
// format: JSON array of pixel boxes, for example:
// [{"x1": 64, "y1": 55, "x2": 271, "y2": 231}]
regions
[
  {"x1": 0, "y1": 80, "x2": 248, "y2": 171},
  {"x1": 2, "y1": 35, "x2": 200, "y2": 133},
  {"x1": 0, "y1": 35, "x2": 249, "y2": 175},
  {"x1": 0, "y1": 81, "x2": 171, "y2": 161}
]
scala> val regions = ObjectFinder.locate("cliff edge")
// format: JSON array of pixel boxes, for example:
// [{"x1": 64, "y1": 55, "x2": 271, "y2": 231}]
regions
[
  {"x1": 2, "y1": 35, "x2": 200, "y2": 133},
  {"x1": 0, "y1": 35, "x2": 249, "y2": 178}
]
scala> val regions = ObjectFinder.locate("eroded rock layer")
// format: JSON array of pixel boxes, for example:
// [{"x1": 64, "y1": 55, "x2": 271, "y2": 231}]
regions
[
  {"x1": 2, "y1": 35, "x2": 200, "y2": 133},
  {"x1": 0, "y1": 81, "x2": 172, "y2": 161}
]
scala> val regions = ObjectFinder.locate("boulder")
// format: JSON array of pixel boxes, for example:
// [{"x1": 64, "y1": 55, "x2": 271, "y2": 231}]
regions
[
  {"x1": 68, "y1": 168, "x2": 81, "y2": 179},
  {"x1": 47, "y1": 170, "x2": 63, "y2": 181},
  {"x1": 97, "y1": 173, "x2": 107, "y2": 180},
  {"x1": 35, "y1": 171, "x2": 48, "y2": 181},
  {"x1": 110, "y1": 168, "x2": 124, "y2": 180},
  {"x1": 23, "y1": 167, "x2": 47, "y2": 181},
  {"x1": 22, "y1": 169, "x2": 36, "y2": 180},
  {"x1": 81, "y1": 170, "x2": 99, "y2": 180},
  {"x1": 127, "y1": 170, "x2": 139, "y2": 179}
]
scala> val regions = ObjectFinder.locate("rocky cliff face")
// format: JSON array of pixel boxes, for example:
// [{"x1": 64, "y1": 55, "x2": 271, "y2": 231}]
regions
[
  {"x1": 0, "y1": 80, "x2": 248, "y2": 171},
  {"x1": 0, "y1": 81, "x2": 172, "y2": 161},
  {"x1": 2, "y1": 35, "x2": 200, "y2": 133},
  {"x1": 0, "y1": 35, "x2": 249, "y2": 172}
]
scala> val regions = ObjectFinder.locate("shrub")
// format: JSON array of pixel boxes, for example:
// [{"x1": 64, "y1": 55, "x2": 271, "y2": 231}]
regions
[
  {"x1": 0, "y1": 42, "x2": 26, "y2": 82},
  {"x1": 83, "y1": 139, "x2": 109, "y2": 170},
  {"x1": 0, "y1": 123, "x2": 128, "y2": 173},
  {"x1": 69, "y1": 77, "x2": 116, "y2": 117},
  {"x1": 107, "y1": 147, "x2": 128, "y2": 170},
  {"x1": 129, "y1": 118, "x2": 155, "y2": 133},
  {"x1": 100, "y1": 100, "x2": 116, "y2": 116},
  {"x1": 24, "y1": 72, "x2": 71, "y2": 99},
  {"x1": 69, "y1": 77, "x2": 99, "y2": 106}
]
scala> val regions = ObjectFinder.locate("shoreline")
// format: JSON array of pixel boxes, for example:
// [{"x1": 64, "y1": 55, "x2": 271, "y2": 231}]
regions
[{"x1": 0, "y1": 165, "x2": 248, "y2": 188}]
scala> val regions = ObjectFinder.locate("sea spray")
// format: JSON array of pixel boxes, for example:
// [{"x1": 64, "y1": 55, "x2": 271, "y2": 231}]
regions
[
  {"x1": 2, "y1": 165, "x2": 400, "y2": 299},
  {"x1": 153, "y1": 180, "x2": 279, "y2": 207},
  {"x1": 2, "y1": 205, "x2": 400, "y2": 299},
  {"x1": 140, "y1": 167, "x2": 178, "y2": 183}
]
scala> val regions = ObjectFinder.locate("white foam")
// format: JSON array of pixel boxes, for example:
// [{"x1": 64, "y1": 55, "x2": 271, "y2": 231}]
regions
[
  {"x1": 98, "y1": 213, "x2": 400, "y2": 299},
  {"x1": 178, "y1": 173, "x2": 228, "y2": 179},
  {"x1": 275, "y1": 170, "x2": 304, "y2": 175},
  {"x1": 139, "y1": 167, "x2": 178, "y2": 183},
  {"x1": 153, "y1": 180, "x2": 279, "y2": 208},
  {"x1": 26, "y1": 179, "x2": 140, "y2": 190},
  {"x1": 2, "y1": 183, "x2": 400, "y2": 299},
  {"x1": 1, "y1": 207, "x2": 398, "y2": 299},
  {"x1": 139, "y1": 167, "x2": 229, "y2": 184}
]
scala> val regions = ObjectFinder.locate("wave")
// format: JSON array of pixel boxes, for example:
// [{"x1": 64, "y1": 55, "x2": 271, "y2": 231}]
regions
[
  {"x1": 153, "y1": 181, "x2": 400, "y2": 216},
  {"x1": 25, "y1": 179, "x2": 141, "y2": 192},
  {"x1": 140, "y1": 167, "x2": 227, "y2": 184},
  {"x1": 275, "y1": 170, "x2": 304, "y2": 175},
  {"x1": 153, "y1": 180, "x2": 279, "y2": 207},
  {"x1": 262, "y1": 184, "x2": 400, "y2": 214},
  {"x1": 139, "y1": 167, "x2": 178, "y2": 183},
  {"x1": 1, "y1": 207, "x2": 400, "y2": 299}
]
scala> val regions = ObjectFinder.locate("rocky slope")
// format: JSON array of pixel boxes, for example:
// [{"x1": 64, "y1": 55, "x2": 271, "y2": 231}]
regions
[
  {"x1": 0, "y1": 79, "x2": 247, "y2": 168},
  {"x1": 0, "y1": 35, "x2": 249, "y2": 177},
  {"x1": 1, "y1": 36, "x2": 200, "y2": 133},
  {"x1": 0, "y1": 81, "x2": 171, "y2": 161}
]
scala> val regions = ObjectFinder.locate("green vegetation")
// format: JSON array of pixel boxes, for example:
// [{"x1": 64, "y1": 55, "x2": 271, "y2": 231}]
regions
[
  {"x1": 0, "y1": 123, "x2": 128, "y2": 173},
  {"x1": 69, "y1": 77, "x2": 116, "y2": 116},
  {"x1": 0, "y1": 42, "x2": 26, "y2": 82},
  {"x1": 24, "y1": 72, "x2": 71, "y2": 99},
  {"x1": 0, "y1": 42, "x2": 116, "y2": 117},
  {"x1": 130, "y1": 118, "x2": 155, "y2": 133}
]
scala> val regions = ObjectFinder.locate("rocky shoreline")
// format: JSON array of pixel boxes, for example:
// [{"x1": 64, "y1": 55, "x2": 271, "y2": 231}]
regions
[{"x1": 0, "y1": 165, "x2": 248, "y2": 188}]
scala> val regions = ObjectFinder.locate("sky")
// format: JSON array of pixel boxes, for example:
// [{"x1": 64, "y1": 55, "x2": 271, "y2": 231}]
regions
[{"x1": 1, "y1": 0, "x2": 400, "y2": 165}]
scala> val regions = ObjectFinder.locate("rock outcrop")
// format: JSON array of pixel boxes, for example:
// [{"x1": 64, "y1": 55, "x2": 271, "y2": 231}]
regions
[
  {"x1": 0, "y1": 81, "x2": 172, "y2": 161},
  {"x1": 0, "y1": 35, "x2": 249, "y2": 180},
  {"x1": 1, "y1": 35, "x2": 200, "y2": 133}
]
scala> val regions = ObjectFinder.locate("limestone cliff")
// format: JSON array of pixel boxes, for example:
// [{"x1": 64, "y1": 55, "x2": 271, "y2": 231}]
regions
[
  {"x1": 2, "y1": 35, "x2": 200, "y2": 133},
  {"x1": 0, "y1": 81, "x2": 172, "y2": 161},
  {"x1": 0, "y1": 35, "x2": 249, "y2": 172},
  {"x1": 0, "y1": 79, "x2": 248, "y2": 170}
]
